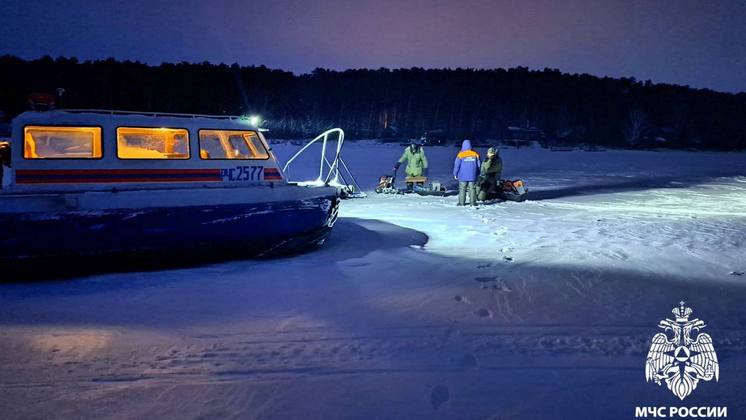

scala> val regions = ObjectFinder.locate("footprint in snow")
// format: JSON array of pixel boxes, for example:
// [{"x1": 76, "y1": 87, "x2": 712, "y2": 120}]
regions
[
  {"x1": 730, "y1": 271, "x2": 744, "y2": 276},
  {"x1": 492, "y1": 280, "x2": 512, "y2": 293},
  {"x1": 454, "y1": 295, "x2": 471, "y2": 304},
  {"x1": 431, "y1": 384, "x2": 450, "y2": 410},
  {"x1": 474, "y1": 276, "x2": 497, "y2": 283},
  {"x1": 442, "y1": 328, "x2": 459, "y2": 340},
  {"x1": 474, "y1": 308, "x2": 492, "y2": 318},
  {"x1": 503, "y1": 256, "x2": 513, "y2": 262},
  {"x1": 459, "y1": 354, "x2": 479, "y2": 369},
  {"x1": 477, "y1": 262, "x2": 494, "y2": 269},
  {"x1": 345, "y1": 261, "x2": 371, "y2": 268}
]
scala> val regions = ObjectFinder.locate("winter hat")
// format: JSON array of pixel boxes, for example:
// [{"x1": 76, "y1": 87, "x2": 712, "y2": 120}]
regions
[
  {"x1": 461, "y1": 139, "x2": 472, "y2": 151},
  {"x1": 487, "y1": 146, "x2": 498, "y2": 155}
]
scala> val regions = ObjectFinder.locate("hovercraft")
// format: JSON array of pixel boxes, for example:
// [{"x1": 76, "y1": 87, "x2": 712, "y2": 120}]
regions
[{"x1": 0, "y1": 110, "x2": 341, "y2": 277}]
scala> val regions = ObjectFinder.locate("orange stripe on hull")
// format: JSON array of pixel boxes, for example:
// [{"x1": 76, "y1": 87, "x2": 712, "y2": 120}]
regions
[{"x1": 16, "y1": 177, "x2": 222, "y2": 184}]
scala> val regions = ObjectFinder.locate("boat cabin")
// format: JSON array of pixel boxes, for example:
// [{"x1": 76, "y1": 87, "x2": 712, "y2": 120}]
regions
[{"x1": 2, "y1": 109, "x2": 284, "y2": 191}]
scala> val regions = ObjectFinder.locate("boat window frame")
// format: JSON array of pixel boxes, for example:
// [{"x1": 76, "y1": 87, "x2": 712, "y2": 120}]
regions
[
  {"x1": 197, "y1": 129, "x2": 270, "y2": 161},
  {"x1": 115, "y1": 125, "x2": 191, "y2": 160},
  {"x1": 22, "y1": 124, "x2": 105, "y2": 160}
]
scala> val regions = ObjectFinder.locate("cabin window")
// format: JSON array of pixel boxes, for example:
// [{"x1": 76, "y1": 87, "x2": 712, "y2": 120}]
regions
[
  {"x1": 24, "y1": 126, "x2": 102, "y2": 159},
  {"x1": 198, "y1": 130, "x2": 269, "y2": 160},
  {"x1": 117, "y1": 127, "x2": 190, "y2": 159}
]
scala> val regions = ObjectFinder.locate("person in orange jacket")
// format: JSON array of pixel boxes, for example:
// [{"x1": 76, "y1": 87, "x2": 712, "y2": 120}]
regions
[{"x1": 453, "y1": 139, "x2": 481, "y2": 206}]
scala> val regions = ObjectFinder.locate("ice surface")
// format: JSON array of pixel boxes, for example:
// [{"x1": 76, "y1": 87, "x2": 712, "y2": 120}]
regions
[{"x1": 1, "y1": 144, "x2": 745, "y2": 419}]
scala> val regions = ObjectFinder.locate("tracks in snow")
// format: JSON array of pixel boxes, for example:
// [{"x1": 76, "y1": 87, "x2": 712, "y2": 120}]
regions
[{"x1": 3, "y1": 324, "x2": 745, "y2": 390}]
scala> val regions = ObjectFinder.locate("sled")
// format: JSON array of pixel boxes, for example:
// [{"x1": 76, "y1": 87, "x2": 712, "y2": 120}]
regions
[
  {"x1": 405, "y1": 175, "x2": 427, "y2": 185},
  {"x1": 414, "y1": 181, "x2": 458, "y2": 197},
  {"x1": 414, "y1": 182, "x2": 443, "y2": 196}
]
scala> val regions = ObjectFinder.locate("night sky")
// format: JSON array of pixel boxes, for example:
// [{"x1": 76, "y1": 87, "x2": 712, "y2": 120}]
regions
[{"x1": 1, "y1": 0, "x2": 745, "y2": 93}]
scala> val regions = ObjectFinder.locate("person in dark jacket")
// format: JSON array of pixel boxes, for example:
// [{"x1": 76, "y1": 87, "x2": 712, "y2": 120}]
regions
[
  {"x1": 453, "y1": 139, "x2": 480, "y2": 206},
  {"x1": 477, "y1": 146, "x2": 503, "y2": 201}
]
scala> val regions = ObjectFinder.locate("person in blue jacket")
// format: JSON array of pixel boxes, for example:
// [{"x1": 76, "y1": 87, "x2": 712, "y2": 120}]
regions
[{"x1": 453, "y1": 139, "x2": 481, "y2": 206}]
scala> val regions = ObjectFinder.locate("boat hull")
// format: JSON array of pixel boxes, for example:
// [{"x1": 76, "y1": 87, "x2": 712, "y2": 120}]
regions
[{"x1": 0, "y1": 191, "x2": 339, "y2": 279}]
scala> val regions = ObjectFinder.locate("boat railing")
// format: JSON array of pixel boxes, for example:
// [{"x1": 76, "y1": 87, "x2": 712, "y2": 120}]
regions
[
  {"x1": 56, "y1": 109, "x2": 252, "y2": 121},
  {"x1": 282, "y1": 128, "x2": 366, "y2": 198}
]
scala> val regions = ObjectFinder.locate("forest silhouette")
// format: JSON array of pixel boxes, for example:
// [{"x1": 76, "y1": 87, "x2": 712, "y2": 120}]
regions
[{"x1": 1, "y1": 55, "x2": 744, "y2": 149}]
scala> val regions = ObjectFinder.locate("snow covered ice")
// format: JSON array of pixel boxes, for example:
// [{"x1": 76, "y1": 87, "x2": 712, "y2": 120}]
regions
[{"x1": 1, "y1": 144, "x2": 746, "y2": 419}]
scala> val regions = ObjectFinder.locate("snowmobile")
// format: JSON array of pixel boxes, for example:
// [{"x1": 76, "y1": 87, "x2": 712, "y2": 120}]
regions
[
  {"x1": 375, "y1": 173, "x2": 400, "y2": 194},
  {"x1": 497, "y1": 179, "x2": 528, "y2": 202},
  {"x1": 375, "y1": 168, "x2": 429, "y2": 194}
]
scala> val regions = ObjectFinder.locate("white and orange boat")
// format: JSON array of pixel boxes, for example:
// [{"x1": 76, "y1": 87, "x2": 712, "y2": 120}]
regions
[{"x1": 0, "y1": 110, "x2": 340, "y2": 275}]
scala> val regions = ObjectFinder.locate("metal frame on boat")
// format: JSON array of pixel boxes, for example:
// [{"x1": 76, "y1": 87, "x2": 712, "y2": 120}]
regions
[{"x1": 282, "y1": 128, "x2": 366, "y2": 198}]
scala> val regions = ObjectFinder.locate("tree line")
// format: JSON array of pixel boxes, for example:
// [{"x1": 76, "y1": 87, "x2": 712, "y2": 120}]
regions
[{"x1": 1, "y1": 55, "x2": 745, "y2": 149}]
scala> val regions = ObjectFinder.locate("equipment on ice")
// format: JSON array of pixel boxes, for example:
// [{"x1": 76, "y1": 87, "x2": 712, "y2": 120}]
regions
[
  {"x1": 405, "y1": 175, "x2": 427, "y2": 189},
  {"x1": 414, "y1": 181, "x2": 457, "y2": 196},
  {"x1": 375, "y1": 173, "x2": 399, "y2": 194},
  {"x1": 377, "y1": 174, "x2": 527, "y2": 201},
  {"x1": 498, "y1": 179, "x2": 528, "y2": 202},
  {"x1": 375, "y1": 170, "x2": 434, "y2": 195},
  {"x1": 374, "y1": 164, "x2": 410, "y2": 194}
]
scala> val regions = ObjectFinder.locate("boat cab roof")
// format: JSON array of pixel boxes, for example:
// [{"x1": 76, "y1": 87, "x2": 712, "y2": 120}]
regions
[{"x1": 12, "y1": 109, "x2": 262, "y2": 132}]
